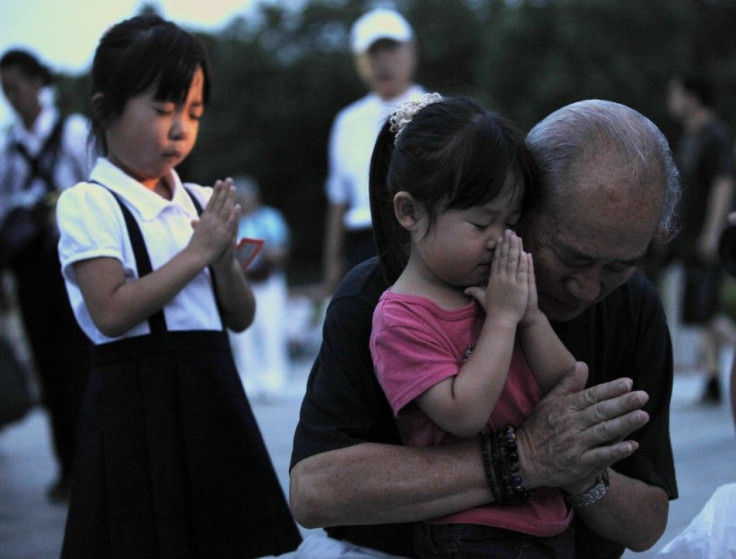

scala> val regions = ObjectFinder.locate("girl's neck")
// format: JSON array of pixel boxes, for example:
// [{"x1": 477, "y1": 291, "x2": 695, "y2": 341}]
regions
[
  {"x1": 153, "y1": 177, "x2": 173, "y2": 200},
  {"x1": 106, "y1": 156, "x2": 173, "y2": 200},
  {"x1": 392, "y1": 262, "x2": 470, "y2": 310}
]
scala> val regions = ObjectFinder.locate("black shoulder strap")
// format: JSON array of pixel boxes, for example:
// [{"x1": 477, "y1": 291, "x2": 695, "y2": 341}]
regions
[
  {"x1": 183, "y1": 187, "x2": 204, "y2": 215},
  {"x1": 90, "y1": 180, "x2": 167, "y2": 335},
  {"x1": 14, "y1": 115, "x2": 67, "y2": 193}
]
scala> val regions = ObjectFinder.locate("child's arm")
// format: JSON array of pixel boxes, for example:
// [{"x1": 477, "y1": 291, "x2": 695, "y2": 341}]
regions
[
  {"x1": 209, "y1": 235, "x2": 255, "y2": 333},
  {"x1": 518, "y1": 254, "x2": 575, "y2": 393},
  {"x1": 415, "y1": 230, "x2": 528, "y2": 438},
  {"x1": 73, "y1": 180, "x2": 252, "y2": 337}
]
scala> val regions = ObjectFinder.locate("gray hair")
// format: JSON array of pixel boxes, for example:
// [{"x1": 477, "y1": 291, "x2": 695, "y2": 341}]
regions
[{"x1": 526, "y1": 99, "x2": 680, "y2": 242}]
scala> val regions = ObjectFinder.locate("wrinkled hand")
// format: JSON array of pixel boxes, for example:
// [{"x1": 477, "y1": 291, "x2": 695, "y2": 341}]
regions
[
  {"x1": 516, "y1": 362, "x2": 650, "y2": 494},
  {"x1": 466, "y1": 230, "x2": 530, "y2": 325},
  {"x1": 189, "y1": 178, "x2": 241, "y2": 269}
]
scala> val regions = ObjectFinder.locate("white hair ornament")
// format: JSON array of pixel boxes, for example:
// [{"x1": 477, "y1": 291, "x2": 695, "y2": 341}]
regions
[{"x1": 389, "y1": 92, "x2": 443, "y2": 138}]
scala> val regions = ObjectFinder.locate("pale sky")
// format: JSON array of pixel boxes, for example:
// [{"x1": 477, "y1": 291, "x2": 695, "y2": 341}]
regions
[{"x1": 0, "y1": 0, "x2": 290, "y2": 126}]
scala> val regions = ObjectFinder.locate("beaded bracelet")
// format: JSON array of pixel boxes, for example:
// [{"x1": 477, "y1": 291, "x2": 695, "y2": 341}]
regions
[
  {"x1": 498, "y1": 426, "x2": 530, "y2": 503},
  {"x1": 480, "y1": 426, "x2": 531, "y2": 505}
]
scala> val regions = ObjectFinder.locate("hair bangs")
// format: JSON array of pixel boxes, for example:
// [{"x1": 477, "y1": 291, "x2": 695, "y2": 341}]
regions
[
  {"x1": 445, "y1": 115, "x2": 529, "y2": 211},
  {"x1": 152, "y1": 31, "x2": 210, "y2": 105}
]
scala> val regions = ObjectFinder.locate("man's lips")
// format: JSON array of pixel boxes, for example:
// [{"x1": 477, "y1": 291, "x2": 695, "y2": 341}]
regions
[{"x1": 540, "y1": 292, "x2": 579, "y2": 312}]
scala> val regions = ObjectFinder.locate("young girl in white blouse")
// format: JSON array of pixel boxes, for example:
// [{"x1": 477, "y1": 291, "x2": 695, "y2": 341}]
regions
[{"x1": 56, "y1": 14, "x2": 300, "y2": 558}]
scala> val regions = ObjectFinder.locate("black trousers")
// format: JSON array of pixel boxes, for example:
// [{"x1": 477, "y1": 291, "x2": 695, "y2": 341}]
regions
[{"x1": 9, "y1": 233, "x2": 90, "y2": 480}]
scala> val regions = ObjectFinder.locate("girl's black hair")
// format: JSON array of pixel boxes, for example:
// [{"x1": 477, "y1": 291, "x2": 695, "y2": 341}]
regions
[
  {"x1": 0, "y1": 49, "x2": 52, "y2": 85},
  {"x1": 89, "y1": 14, "x2": 212, "y2": 154},
  {"x1": 369, "y1": 95, "x2": 538, "y2": 285}
]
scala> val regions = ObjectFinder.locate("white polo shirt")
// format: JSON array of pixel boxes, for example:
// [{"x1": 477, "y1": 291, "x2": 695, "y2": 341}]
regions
[
  {"x1": 57, "y1": 157, "x2": 222, "y2": 344},
  {"x1": 325, "y1": 85, "x2": 425, "y2": 231}
]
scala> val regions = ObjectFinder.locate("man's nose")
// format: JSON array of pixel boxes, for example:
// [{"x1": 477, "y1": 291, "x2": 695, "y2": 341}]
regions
[{"x1": 565, "y1": 269, "x2": 602, "y2": 303}]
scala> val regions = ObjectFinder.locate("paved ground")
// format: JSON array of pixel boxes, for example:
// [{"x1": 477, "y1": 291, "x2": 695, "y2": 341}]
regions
[{"x1": 1, "y1": 295, "x2": 735, "y2": 558}]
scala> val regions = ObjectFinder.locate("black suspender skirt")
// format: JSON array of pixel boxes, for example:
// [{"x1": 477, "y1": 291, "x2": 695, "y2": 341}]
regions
[{"x1": 60, "y1": 186, "x2": 301, "y2": 559}]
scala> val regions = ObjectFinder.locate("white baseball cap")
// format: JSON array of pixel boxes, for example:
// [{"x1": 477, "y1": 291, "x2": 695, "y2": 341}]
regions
[{"x1": 350, "y1": 9, "x2": 414, "y2": 55}]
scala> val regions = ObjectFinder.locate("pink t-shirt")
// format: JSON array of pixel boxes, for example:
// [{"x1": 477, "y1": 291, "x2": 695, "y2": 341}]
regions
[{"x1": 370, "y1": 290, "x2": 572, "y2": 537}]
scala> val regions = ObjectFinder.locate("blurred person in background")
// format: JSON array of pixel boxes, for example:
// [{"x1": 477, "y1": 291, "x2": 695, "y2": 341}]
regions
[
  {"x1": 229, "y1": 175, "x2": 292, "y2": 401},
  {"x1": 0, "y1": 48, "x2": 91, "y2": 502},
  {"x1": 321, "y1": 8, "x2": 426, "y2": 295},
  {"x1": 667, "y1": 71, "x2": 735, "y2": 404},
  {"x1": 718, "y1": 210, "x2": 736, "y2": 431}
]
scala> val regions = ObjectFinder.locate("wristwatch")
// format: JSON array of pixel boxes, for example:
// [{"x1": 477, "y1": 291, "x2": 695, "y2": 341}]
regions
[{"x1": 563, "y1": 469, "x2": 610, "y2": 507}]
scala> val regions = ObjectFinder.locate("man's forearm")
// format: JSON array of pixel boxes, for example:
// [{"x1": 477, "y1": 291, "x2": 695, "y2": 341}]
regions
[
  {"x1": 289, "y1": 441, "x2": 491, "y2": 528},
  {"x1": 573, "y1": 470, "x2": 668, "y2": 552}
]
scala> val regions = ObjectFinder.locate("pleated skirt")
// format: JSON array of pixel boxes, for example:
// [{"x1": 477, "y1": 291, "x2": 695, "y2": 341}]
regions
[{"x1": 61, "y1": 330, "x2": 301, "y2": 559}]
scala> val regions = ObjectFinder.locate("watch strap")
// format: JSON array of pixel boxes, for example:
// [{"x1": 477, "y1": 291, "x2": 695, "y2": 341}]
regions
[{"x1": 563, "y1": 469, "x2": 610, "y2": 507}]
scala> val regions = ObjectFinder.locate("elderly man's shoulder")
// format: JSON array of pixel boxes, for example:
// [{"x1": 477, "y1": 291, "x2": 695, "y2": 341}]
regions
[
  {"x1": 622, "y1": 270, "x2": 661, "y2": 300},
  {"x1": 331, "y1": 257, "x2": 385, "y2": 304}
]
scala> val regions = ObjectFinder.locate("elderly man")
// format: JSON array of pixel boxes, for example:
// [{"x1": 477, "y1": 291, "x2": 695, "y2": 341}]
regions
[{"x1": 291, "y1": 100, "x2": 680, "y2": 559}]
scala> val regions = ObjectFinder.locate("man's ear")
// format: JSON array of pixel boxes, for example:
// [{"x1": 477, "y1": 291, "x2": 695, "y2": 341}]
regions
[{"x1": 393, "y1": 191, "x2": 421, "y2": 231}]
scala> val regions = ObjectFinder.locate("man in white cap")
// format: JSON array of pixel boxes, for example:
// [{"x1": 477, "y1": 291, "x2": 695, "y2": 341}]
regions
[{"x1": 321, "y1": 8, "x2": 425, "y2": 295}]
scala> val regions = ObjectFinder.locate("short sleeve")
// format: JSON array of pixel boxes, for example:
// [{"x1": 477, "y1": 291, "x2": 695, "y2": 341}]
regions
[
  {"x1": 56, "y1": 182, "x2": 128, "y2": 284},
  {"x1": 371, "y1": 301, "x2": 461, "y2": 416}
]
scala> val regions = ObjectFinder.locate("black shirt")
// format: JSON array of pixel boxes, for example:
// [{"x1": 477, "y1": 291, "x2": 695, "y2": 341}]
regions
[{"x1": 291, "y1": 258, "x2": 678, "y2": 558}]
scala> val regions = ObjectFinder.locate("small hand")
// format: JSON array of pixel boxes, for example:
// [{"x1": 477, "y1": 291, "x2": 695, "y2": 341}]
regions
[
  {"x1": 467, "y1": 230, "x2": 529, "y2": 325},
  {"x1": 189, "y1": 178, "x2": 241, "y2": 269}
]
